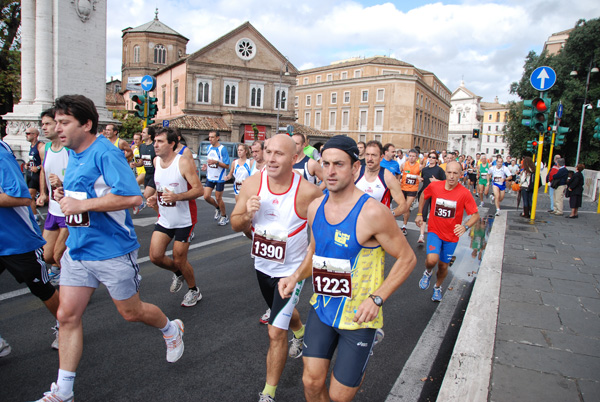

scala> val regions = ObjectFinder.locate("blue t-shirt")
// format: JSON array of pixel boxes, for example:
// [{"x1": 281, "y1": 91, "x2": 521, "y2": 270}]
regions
[
  {"x1": 380, "y1": 158, "x2": 401, "y2": 176},
  {"x1": 63, "y1": 136, "x2": 141, "y2": 261},
  {"x1": 0, "y1": 141, "x2": 46, "y2": 255}
]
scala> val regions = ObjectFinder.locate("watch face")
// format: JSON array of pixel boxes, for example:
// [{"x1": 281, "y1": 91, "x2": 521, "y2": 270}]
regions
[{"x1": 371, "y1": 295, "x2": 383, "y2": 306}]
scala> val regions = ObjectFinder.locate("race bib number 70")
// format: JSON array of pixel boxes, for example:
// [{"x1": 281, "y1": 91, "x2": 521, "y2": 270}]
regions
[
  {"x1": 64, "y1": 190, "x2": 90, "y2": 227},
  {"x1": 312, "y1": 255, "x2": 352, "y2": 298}
]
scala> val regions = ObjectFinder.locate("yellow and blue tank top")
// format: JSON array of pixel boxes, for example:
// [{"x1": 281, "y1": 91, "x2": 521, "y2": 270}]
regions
[{"x1": 310, "y1": 193, "x2": 385, "y2": 330}]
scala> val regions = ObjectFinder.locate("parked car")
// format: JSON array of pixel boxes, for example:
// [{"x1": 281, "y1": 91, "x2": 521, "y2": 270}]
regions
[{"x1": 197, "y1": 140, "x2": 237, "y2": 180}]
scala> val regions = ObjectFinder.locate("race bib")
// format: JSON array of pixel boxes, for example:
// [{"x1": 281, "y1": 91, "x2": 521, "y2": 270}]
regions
[
  {"x1": 405, "y1": 174, "x2": 418, "y2": 185},
  {"x1": 494, "y1": 176, "x2": 503, "y2": 183},
  {"x1": 64, "y1": 190, "x2": 90, "y2": 227},
  {"x1": 434, "y1": 198, "x2": 457, "y2": 219},
  {"x1": 157, "y1": 186, "x2": 176, "y2": 207},
  {"x1": 312, "y1": 255, "x2": 352, "y2": 298},
  {"x1": 252, "y1": 226, "x2": 287, "y2": 264},
  {"x1": 142, "y1": 154, "x2": 153, "y2": 168},
  {"x1": 234, "y1": 181, "x2": 243, "y2": 192}
]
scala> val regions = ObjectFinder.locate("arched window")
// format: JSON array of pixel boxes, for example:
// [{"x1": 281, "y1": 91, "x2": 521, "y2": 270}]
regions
[
  {"x1": 154, "y1": 44, "x2": 166, "y2": 64},
  {"x1": 275, "y1": 89, "x2": 287, "y2": 110},
  {"x1": 496, "y1": 112, "x2": 500, "y2": 122},
  {"x1": 198, "y1": 82, "x2": 209, "y2": 103},
  {"x1": 133, "y1": 45, "x2": 140, "y2": 63}
]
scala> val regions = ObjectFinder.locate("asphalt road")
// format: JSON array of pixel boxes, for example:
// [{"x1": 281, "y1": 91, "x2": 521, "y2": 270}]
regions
[{"x1": 0, "y1": 185, "x2": 484, "y2": 402}]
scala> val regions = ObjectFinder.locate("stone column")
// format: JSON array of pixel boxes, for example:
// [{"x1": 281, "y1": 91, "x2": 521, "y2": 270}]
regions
[
  {"x1": 20, "y1": 0, "x2": 36, "y2": 104},
  {"x1": 34, "y1": 0, "x2": 53, "y2": 105}
]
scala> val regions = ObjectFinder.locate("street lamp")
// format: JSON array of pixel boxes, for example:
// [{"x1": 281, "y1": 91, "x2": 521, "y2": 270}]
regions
[
  {"x1": 276, "y1": 59, "x2": 290, "y2": 134},
  {"x1": 571, "y1": 57, "x2": 598, "y2": 166}
]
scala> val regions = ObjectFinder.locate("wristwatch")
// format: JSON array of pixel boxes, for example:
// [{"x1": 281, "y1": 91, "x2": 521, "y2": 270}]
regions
[
  {"x1": 463, "y1": 224, "x2": 470, "y2": 231},
  {"x1": 369, "y1": 294, "x2": 383, "y2": 307}
]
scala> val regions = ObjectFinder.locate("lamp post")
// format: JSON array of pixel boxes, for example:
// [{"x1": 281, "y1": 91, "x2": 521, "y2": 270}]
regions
[
  {"x1": 571, "y1": 58, "x2": 599, "y2": 166},
  {"x1": 276, "y1": 59, "x2": 289, "y2": 134}
]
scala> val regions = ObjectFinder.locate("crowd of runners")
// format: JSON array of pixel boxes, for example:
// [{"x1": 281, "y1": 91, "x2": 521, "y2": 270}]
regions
[{"x1": 1, "y1": 94, "x2": 548, "y2": 402}]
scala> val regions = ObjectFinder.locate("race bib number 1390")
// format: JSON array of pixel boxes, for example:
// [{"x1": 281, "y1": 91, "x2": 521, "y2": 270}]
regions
[{"x1": 252, "y1": 232, "x2": 287, "y2": 264}]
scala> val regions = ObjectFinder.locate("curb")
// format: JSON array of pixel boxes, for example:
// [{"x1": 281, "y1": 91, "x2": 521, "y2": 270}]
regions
[{"x1": 436, "y1": 212, "x2": 507, "y2": 401}]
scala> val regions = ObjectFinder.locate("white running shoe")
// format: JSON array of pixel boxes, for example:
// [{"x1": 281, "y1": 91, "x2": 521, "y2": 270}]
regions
[
  {"x1": 218, "y1": 216, "x2": 229, "y2": 226},
  {"x1": 181, "y1": 288, "x2": 202, "y2": 307},
  {"x1": 51, "y1": 326, "x2": 59, "y2": 350},
  {"x1": 0, "y1": 337, "x2": 11, "y2": 357},
  {"x1": 259, "y1": 308, "x2": 271, "y2": 324},
  {"x1": 170, "y1": 274, "x2": 184, "y2": 293},
  {"x1": 417, "y1": 235, "x2": 425, "y2": 244},
  {"x1": 495, "y1": 209, "x2": 501, "y2": 216},
  {"x1": 289, "y1": 333, "x2": 304, "y2": 358},
  {"x1": 48, "y1": 266, "x2": 61, "y2": 286},
  {"x1": 164, "y1": 319, "x2": 184, "y2": 363},
  {"x1": 34, "y1": 382, "x2": 74, "y2": 402},
  {"x1": 214, "y1": 209, "x2": 221, "y2": 220},
  {"x1": 479, "y1": 201, "x2": 484, "y2": 207},
  {"x1": 259, "y1": 392, "x2": 275, "y2": 402}
]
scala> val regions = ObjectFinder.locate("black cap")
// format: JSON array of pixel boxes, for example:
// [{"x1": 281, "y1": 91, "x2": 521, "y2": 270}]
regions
[{"x1": 322, "y1": 135, "x2": 359, "y2": 162}]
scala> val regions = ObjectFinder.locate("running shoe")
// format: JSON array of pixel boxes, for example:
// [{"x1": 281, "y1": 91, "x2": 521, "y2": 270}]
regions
[
  {"x1": 170, "y1": 274, "x2": 184, "y2": 293},
  {"x1": 490, "y1": 194, "x2": 495, "y2": 201},
  {"x1": 51, "y1": 325, "x2": 59, "y2": 350},
  {"x1": 133, "y1": 199, "x2": 146, "y2": 215},
  {"x1": 495, "y1": 209, "x2": 501, "y2": 216},
  {"x1": 214, "y1": 209, "x2": 221, "y2": 220},
  {"x1": 259, "y1": 392, "x2": 275, "y2": 402},
  {"x1": 417, "y1": 235, "x2": 425, "y2": 244},
  {"x1": 218, "y1": 216, "x2": 229, "y2": 226},
  {"x1": 34, "y1": 383, "x2": 74, "y2": 402},
  {"x1": 432, "y1": 286, "x2": 443, "y2": 302},
  {"x1": 181, "y1": 288, "x2": 202, "y2": 307},
  {"x1": 164, "y1": 319, "x2": 184, "y2": 363},
  {"x1": 48, "y1": 266, "x2": 61, "y2": 286},
  {"x1": 288, "y1": 334, "x2": 304, "y2": 358},
  {"x1": 401, "y1": 226, "x2": 407, "y2": 236},
  {"x1": 419, "y1": 270, "x2": 432, "y2": 290},
  {"x1": 0, "y1": 337, "x2": 11, "y2": 357},
  {"x1": 259, "y1": 308, "x2": 271, "y2": 324},
  {"x1": 479, "y1": 201, "x2": 484, "y2": 207},
  {"x1": 374, "y1": 328, "x2": 385, "y2": 346}
]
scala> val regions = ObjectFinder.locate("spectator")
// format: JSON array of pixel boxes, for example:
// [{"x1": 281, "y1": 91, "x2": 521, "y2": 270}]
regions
[
  {"x1": 519, "y1": 157, "x2": 535, "y2": 218},
  {"x1": 546, "y1": 154, "x2": 560, "y2": 213},
  {"x1": 551, "y1": 158, "x2": 568, "y2": 216},
  {"x1": 565, "y1": 164, "x2": 584, "y2": 219}
]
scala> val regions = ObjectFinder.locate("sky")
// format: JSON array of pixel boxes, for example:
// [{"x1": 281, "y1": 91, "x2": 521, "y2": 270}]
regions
[{"x1": 105, "y1": 0, "x2": 600, "y2": 104}]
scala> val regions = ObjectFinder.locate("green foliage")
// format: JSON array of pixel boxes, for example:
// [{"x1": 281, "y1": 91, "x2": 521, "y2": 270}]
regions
[
  {"x1": 507, "y1": 18, "x2": 600, "y2": 169},
  {"x1": 0, "y1": 1, "x2": 21, "y2": 136},
  {"x1": 112, "y1": 110, "x2": 143, "y2": 139}
]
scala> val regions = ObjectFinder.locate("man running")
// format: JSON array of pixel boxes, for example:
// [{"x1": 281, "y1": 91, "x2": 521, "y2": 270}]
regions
[
  {"x1": 36, "y1": 109, "x2": 70, "y2": 286},
  {"x1": 399, "y1": 149, "x2": 422, "y2": 235},
  {"x1": 417, "y1": 151, "x2": 446, "y2": 244},
  {"x1": 130, "y1": 132, "x2": 145, "y2": 185},
  {"x1": 148, "y1": 128, "x2": 203, "y2": 307},
  {"x1": 278, "y1": 135, "x2": 416, "y2": 402},
  {"x1": 292, "y1": 133, "x2": 324, "y2": 186},
  {"x1": 477, "y1": 154, "x2": 490, "y2": 207},
  {"x1": 488, "y1": 155, "x2": 512, "y2": 215},
  {"x1": 251, "y1": 140, "x2": 266, "y2": 174},
  {"x1": 133, "y1": 126, "x2": 157, "y2": 214},
  {"x1": 33, "y1": 95, "x2": 184, "y2": 402},
  {"x1": 24, "y1": 127, "x2": 45, "y2": 223},
  {"x1": 380, "y1": 143, "x2": 401, "y2": 177},
  {"x1": 354, "y1": 140, "x2": 407, "y2": 216},
  {"x1": 202, "y1": 130, "x2": 230, "y2": 226},
  {"x1": 416, "y1": 161, "x2": 479, "y2": 302},
  {"x1": 357, "y1": 141, "x2": 366, "y2": 166},
  {"x1": 104, "y1": 123, "x2": 133, "y2": 162},
  {"x1": 231, "y1": 134, "x2": 323, "y2": 402}
]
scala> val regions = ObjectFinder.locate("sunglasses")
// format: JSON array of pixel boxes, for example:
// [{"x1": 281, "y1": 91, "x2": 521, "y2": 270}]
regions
[{"x1": 429, "y1": 156, "x2": 437, "y2": 159}]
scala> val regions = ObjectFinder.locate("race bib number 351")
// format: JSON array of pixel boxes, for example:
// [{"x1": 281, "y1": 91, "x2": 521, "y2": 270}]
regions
[
  {"x1": 312, "y1": 255, "x2": 352, "y2": 298},
  {"x1": 434, "y1": 198, "x2": 457, "y2": 219}
]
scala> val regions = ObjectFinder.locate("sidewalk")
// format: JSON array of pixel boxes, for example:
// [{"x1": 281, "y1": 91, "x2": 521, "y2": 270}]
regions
[{"x1": 438, "y1": 191, "x2": 600, "y2": 401}]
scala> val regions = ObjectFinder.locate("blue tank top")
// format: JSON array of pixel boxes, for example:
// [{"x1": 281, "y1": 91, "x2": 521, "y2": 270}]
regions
[
  {"x1": 310, "y1": 192, "x2": 385, "y2": 329},
  {"x1": 29, "y1": 141, "x2": 42, "y2": 167}
]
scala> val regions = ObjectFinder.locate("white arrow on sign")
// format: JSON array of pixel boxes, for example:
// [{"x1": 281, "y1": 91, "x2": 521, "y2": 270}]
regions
[
  {"x1": 141, "y1": 77, "x2": 153, "y2": 88},
  {"x1": 537, "y1": 68, "x2": 550, "y2": 90}
]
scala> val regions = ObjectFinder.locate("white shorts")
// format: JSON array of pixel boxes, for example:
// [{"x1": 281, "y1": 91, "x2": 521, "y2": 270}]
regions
[{"x1": 60, "y1": 248, "x2": 141, "y2": 300}]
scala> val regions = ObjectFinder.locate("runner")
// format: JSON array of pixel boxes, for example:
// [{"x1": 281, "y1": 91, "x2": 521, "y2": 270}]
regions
[
  {"x1": 380, "y1": 143, "x2": 401, "y2": 177},
  {"x1": 130, "y1": 132, "x2": 145, "y2": 186},
  {"x1": 24, "y1": 127, "x2": 45, "y2": 223},
  {"x1": 354, "y1": 140, "x2": 407, "y2": 216},
  {"x1": 231, "y1": 134, "x2": 323, "y2": 402},
  {"x1": 399, "y1": 149, "x2": 422, "y2": 235},
  {"x1": 225, "y1": 143, "x2": 252, "y2": 202},
  {"x1": 506, "y1": 158, "x2": 519, "y2": 193},
  {"x1": 147, "y1": 127, "x2": 203, "y2": 307},
  {"x1": 357, "y1": 141, "x2": 366, "y2": 166},
  {"x1": 175, "y1": 132, "x2": 195, "y2": 162},
  {"x1": 0, "y1": 138, "x2": 60, "y2": 351},
  {"x1": 251, "y1": 140, "x2": 267, "y2": 175},
  {"x1": 36, "y1": 108, "x2": 70, "y2": 286},
  {"x1": 477, "y1": 154, "x2": 491, "y2": 207},
  {"x1": 415, "y1": 161, "x2": 479, "y2": 302},
  {"x1": 278, "y1": 135, "x2": 416, "y2": 402},
  {"x1": 465, "y1": 155, "x2": 477, "y2": 194},
  {"x1": 488, "y1": 155, "x2": 512, "y2": 215},
  {"x1": 133, "y1": 126, "x2": 157, "y2": 214},
  {"x1": 32, "y1": 95, "x2": 184, "y2": 402},
  {"x1": 202, "y1": 130, "x2": 230, "y2": 226},
  {"x1": 104, "y1": 123, "x2": 133, "y2": 162},
  {"x1": 417, "y1": 151, "x2": 446, "y2": 244},
  {"x1": 292, "y1": 133, "x2": 324, "y2": 186}
]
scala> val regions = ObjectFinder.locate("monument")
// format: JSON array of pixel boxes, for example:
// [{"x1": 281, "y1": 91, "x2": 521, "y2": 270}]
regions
[{"x1": 2, "y1": 0, "x2": 112, "y2": 158}]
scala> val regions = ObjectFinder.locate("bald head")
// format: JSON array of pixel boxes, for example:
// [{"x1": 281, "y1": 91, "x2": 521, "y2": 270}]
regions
[
  {"x1": 271, "y1": 134, "x2": 297, "y2": 155},
  {"x1": 446, "y1": 161, "x2": 462, "y2": 173}
]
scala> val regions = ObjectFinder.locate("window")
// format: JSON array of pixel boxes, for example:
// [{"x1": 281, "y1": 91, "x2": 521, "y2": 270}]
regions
[
  {"x1": 162, "y1": 86, "x2": 166, "y2": 108},
  {"x1": 316, "y1": 94, "x2": 322, "y2": 106},
  {"x1": 488, "y1": 114, "x2": 492, "y2": 120},
  {"x1": 275, "y1": 88, "x2": 287, "y2": 110},
  {"x1": 416, "y1": 91, "x2": 419, "y2": 105},
  {"x1": 496, "y1": 112, "x2": 500, "y2": 122},
  {"x1": 375, "y1": 134, "x2": 382, "y2": 142},
  {"x1": 315, "y1": 111, "x2": 321, "y2": 128},
  {"x1": 376, "y1": 89, "x2": 384, "y2": 102},
  {"x1": 344, "y1": 91, "x2": 350, "y2": 103},
  {"x1": 173, "y1": 81, "x2": 179, "y2": 106},
  {"x1": 306, "y1": 95, "x2": 311, "y2": 106},
  {"x1": 342, "y1": 110, "x2": 349, "y2": 128},
  {"x1": 331, "y1": 92, "x2": 337, "y2": 104},
  {"x1": 196, "y1": 78, "x2": 212, "y2": 104},
  {"x1": 359, "y1": 110, "x2": 367, "y2": 129},
  {"x1": 223, "y1": 81, "x2": 238, "y2": 106},
  {"x1": 341, "y1": 71, "x2": 348, "y2": 79},
  {"x1": 235, "y1": 38, "x2": 256, "y2": 61},
  {"x1": 304, "y1": 112, "x2": 310, "y2": 126},
  {"x1": 294, "y1": 96, "x2": 298, "y2": 107},
  {"x1": 486, "y1": 148, "x2": 489, "y2": 154},
  {"x1": 488, "y1": 125, "x2": 491, "y2": 131},
  {"x1": 303, "y1": 77, "x2": 309, "y2": 85},
  {"x1": 249, "y1": 83, "x2": 264, "y2": 108},
  {"x1": 458, "y1": 111, "x2": 461, "y2": 124},
  {"x1": 494, "y1": 135, "x2": 498, "y2": 143},
  {"x1": 501, "y1": 149, "x2": 504, "y2": 155},
  {"x1": 359, "y1": 134, "x2": 366, "y2": 143},
  {"x1": 316, "y1": 75, "x2": 321, "y2": 83},
  {"x1": 329, "y1": 111, "x2": 336, "y2": 130},
  {"x1": 326, "y1": 74, "x2": 332, "y2": 81},
  {"x1": 361, "y1": 90, "x2": 368, "y2": 102},
  {"x1": 154, "y1": 44, "x2": 167, "y2": 64},
  {"x1": 374, "y1": 109, "x2": 384, "y2": 129},
  {"x1": 133, "y1": 45, "x2": 140, "y2": 63},
  {"x1": 354, "y1": 70, "x2": 361, "y2": 78},
  {"x1": 495, "y1": 125, "x2": 499, "y2": 132},
  {"x1": 487, "y1": 135, "x2": 491, "y2": 142}
]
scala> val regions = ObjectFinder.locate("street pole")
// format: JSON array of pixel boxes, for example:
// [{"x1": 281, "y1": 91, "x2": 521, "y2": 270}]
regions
[
  {"x1": 544, "y1": 129, "x2": 556, "y2": 193},
  {"x1": 275, "y1": 60, "x2": 289, "y2": 135},
  {"x1": 574, "y1": 57, "x2": 598, "y2": 166},
  {"x1": 143, "y1": 90, "x2": 148, "y2": 129},
  {"x1": 530, "y1": 132, "x2": 545, "y2": 221}
]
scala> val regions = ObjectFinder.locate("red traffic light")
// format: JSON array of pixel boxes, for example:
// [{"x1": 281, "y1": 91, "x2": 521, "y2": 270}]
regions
[
  {"x1": 532, "y1": 141, "x2": 538, "y2": 147},
  {"x1": 532, "y1": 98, "x2": 547, "y2": 112},
  {"x1": 131, "y1": 95, "x2": 144, "y2": 105}
]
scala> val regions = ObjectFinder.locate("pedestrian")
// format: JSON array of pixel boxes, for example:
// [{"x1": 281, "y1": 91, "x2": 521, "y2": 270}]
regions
[
  {"x1": 565, "y1": 163, "x2": 584, "y2": 219},
  {"x1": 202, "y1": 130, "x2": 231, "y2": 226},
  {"x1": 278, "y1": 135, "x2": 416, "y2": 402},
  {"x1": 519, "y1": 157, "x2": 535, "y2": 218},
  {"x1": 550, "y1": 158, "x2": 569, "y2": 216},
  {"x1": 546, "y1": 154, "x2": 560, "y2": 213}
]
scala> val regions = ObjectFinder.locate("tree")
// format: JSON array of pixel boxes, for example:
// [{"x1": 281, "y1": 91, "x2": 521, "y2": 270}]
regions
[
  {"x1": 0, "y1": 1, "x2": 20, "y2": 137},
  {"x1": 506, "y1": 18, "x2": 600, "y2": 169},
  {"x1": 112, "y1": 110, "x2": 143, "y2": 139}
]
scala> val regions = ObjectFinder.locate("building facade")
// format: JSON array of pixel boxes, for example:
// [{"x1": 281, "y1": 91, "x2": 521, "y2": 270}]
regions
[
  {"x1": 448, "y1": 82, "x2": 483, "y2": 156},
  {"x1": 542, "y1": 28, "x2": 574, "y2": 56},
  {"x1": 294, "y1": 57, "x2": 451, "y2": 150},
  {"x1": 480, "y1": 98, "x2": 510, "y2": 157}
]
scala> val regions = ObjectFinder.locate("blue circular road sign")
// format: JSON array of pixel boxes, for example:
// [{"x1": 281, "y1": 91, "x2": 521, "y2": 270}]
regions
[
  {"x1": 530, "y1": 66, "x2": 556, "y2": 92},
  {"x1": 141, "y1": 75, "x2": 156, "y2": 92}
]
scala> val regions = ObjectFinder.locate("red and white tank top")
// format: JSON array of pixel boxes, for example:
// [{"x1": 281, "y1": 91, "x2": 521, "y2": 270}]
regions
[
  {"x1": 155, "y1": 154, "x2": 197, "y2": 229},
  {"x1": 252, "y1": 170, "x2": 308, "y2": 277}
]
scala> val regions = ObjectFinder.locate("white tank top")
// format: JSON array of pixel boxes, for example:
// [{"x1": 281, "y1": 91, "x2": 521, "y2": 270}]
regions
[
  {"x1": 252, "y1": 170, "x2": 308, "y2": 277},
  {"x1": 233, "y1": 159, "x2": 251, "y2": 194},
  {"x1": 43, "y1": 143, "x2": 69, "y2": 217},
  {"x1": 154, "y1": 154, "x2": 197, "y2": 229},
  {"x1": 355, "y1": 171, "x2": 387, "y2": 204}
]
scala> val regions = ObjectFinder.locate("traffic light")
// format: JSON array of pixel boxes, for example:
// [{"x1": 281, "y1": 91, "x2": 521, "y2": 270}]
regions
[
  {"x1": 554, "y1": 126, "x2": 569, "y2": 147},
  {"x1": 522, "y1": 99, "x2": 534, "y2": 128},
  {"x1": 531, "y1": 97, "x2": 551, "y2": 132},
  {"x1": 473, "y1": 128, "x2": 480, "y2": 138},
  {"x1": 147, "y1": 96, "x2": 158, "y2": 126},
  {"x1": 526, "y1": 140, "x2": 534, "y2": 153},
  {"x1": 594, "y1": 118, "x2": 600, "y2": 140},
  {"x1": 131, "y1": 94, "x2": 146, "y2": 119}
]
